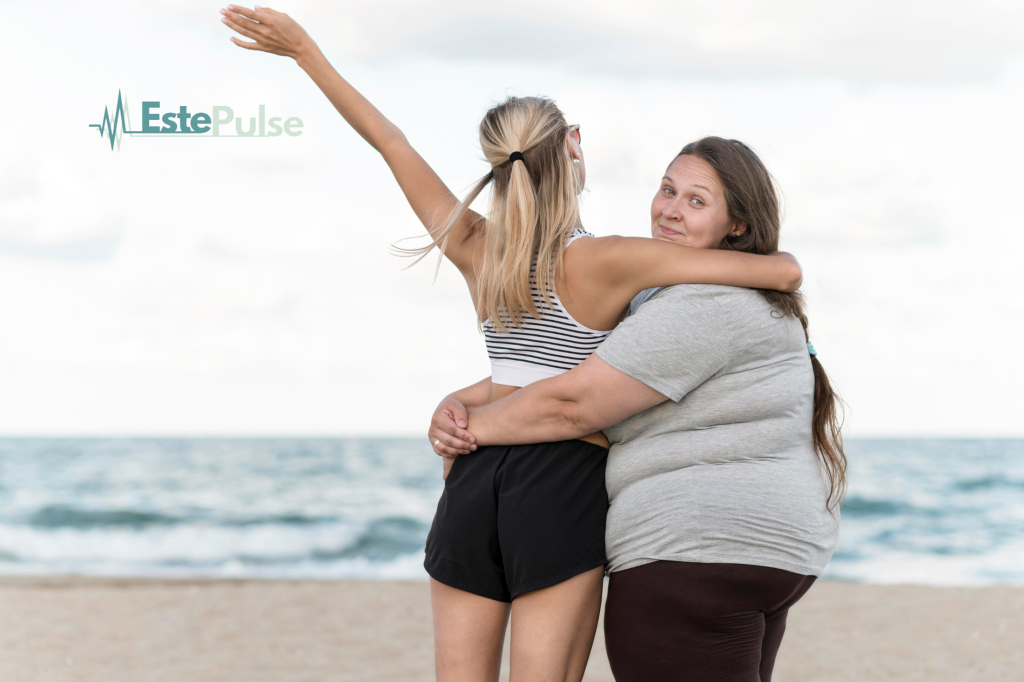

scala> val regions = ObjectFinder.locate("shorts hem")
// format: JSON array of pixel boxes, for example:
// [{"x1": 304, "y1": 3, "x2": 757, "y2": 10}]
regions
[
  {"x1": 510, "y1": 556, "x2": 608, "y2": 600},
  {"x1": 424, "y1": 558, "x2": 512, "y2": 603}
]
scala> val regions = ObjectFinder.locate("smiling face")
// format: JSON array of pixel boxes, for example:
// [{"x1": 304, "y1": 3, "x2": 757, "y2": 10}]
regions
[{"x1": 650, "y1": 154, "x2": 747, "y2": 248}]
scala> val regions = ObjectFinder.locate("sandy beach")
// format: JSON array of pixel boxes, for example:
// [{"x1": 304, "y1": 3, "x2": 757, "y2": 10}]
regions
[{"x1": 0, "y1": 578, "x2": 1021, "y2": 681}]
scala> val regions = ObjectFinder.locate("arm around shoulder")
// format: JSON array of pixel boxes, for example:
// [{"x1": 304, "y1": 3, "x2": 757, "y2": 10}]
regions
[{"x1": 576, "y1": 236, "x2": 803, "y2": 302}]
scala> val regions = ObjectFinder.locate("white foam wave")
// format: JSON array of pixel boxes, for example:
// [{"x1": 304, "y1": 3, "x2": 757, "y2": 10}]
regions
[
  {"x1": 0, "y1": 553, "x2": 429, "y2": 581},
  {"x1": 824, "y1": 540, "x2": 1024, "y2": 586},
  {"x1": 0, "y1": 522, "x2": 363, "y2": 566}
]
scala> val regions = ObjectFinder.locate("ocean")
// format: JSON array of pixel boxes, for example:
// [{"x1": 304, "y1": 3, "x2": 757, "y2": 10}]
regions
[{"x1": 0, "y1": 438, "x2": 1020, "y2": 585}]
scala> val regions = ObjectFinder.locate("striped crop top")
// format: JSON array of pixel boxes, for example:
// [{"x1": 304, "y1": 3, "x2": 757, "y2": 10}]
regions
[{"x1": 482, "y1": 227, "x2": 613, "y2": 387}]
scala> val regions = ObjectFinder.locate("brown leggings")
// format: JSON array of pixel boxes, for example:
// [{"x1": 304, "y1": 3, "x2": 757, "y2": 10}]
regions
[{"x1": 604, "y1": 561, "x2": 816, "y2": 682}]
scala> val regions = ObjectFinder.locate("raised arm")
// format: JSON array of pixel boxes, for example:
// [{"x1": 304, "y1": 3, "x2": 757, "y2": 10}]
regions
[
  {"x1": 562, "y1": 236, "x2": 802, "y2": 329},
  {"x1": 465, "y1": 354, "x2": 667, "y2": 446},
  {"x1": 222, "y1": 5, "x2": 481, "y2": 274}
]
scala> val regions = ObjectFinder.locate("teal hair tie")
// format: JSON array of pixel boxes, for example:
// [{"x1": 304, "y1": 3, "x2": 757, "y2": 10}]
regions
[{"x1": 807, "y1": 342, "x2": 817, "y2": 357}]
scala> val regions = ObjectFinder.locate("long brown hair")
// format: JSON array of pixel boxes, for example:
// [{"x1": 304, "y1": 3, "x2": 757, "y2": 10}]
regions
[
  {"x1": 401, "y1": 96, "x2": 582, "y2": 332},
  {"x1": 676, "y1": 137, "x2": 847, "y2": 513}
]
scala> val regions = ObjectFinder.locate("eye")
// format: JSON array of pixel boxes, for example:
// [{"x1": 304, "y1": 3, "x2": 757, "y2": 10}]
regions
[
  {"x1": 662, "y1": 186, "x2": 675, "y2": 196},
  {"x1": 691, "y1": 197, "x2": 704, "y2": 206}
]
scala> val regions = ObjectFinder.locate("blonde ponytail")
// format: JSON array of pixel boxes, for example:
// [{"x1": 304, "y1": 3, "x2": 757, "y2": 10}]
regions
[{"x1": 397, "y1": 96, "x2": 582, "y2": 332}]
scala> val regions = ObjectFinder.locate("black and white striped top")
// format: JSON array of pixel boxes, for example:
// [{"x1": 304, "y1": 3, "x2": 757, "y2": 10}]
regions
[{"x1": 483, "y1": 227, "x2": 612, "y2": 387}]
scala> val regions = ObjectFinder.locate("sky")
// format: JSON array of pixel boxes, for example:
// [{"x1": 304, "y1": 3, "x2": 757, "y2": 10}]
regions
[{"x1": 0, "y1": 0, "x2": 1022, "y2": 437}]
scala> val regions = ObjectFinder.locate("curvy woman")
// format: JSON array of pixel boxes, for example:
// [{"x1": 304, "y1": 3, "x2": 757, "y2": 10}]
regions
[
  {"x1": 432, "y1": 137, "x2": 845, "y2": 682},
  {"x1": 221, "y1": 8, "x2": 804, "y2": 681}
]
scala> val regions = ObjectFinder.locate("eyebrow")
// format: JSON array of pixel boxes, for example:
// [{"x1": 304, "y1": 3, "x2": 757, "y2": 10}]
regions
[{"x1": 662, "y1": 177, "x2": 713, "y2": 194}]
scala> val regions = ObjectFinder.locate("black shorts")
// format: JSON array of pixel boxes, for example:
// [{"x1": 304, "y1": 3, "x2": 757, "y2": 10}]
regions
[{"x1": 424, "y1": 440, "x2": 609, "y2": 603}]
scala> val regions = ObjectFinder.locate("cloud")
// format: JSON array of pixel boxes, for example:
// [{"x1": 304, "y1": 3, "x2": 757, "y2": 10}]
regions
[
  {"x1": 0, "y1": 232, "x2": 122, "y2": 263},
  {"x1": 282, "y1": 0, "x2": 1024, "y2": 83}
]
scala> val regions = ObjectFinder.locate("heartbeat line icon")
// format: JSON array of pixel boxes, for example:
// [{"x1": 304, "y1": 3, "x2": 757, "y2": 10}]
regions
[
  {"x1": 89, "y1": 90, "x2": 134, "y2": 152},
  {"x1": 89, "y1": 92, "x2": 304, "y2": 149}
]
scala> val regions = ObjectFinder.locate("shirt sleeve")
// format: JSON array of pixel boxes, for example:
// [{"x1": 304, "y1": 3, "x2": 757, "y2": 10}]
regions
[
  {"x1": 596, "y1": 285, "x2": 731, "y2": 402},
  {"x1": 626, "y1": 287, "x2": 663, "y2": 318}
]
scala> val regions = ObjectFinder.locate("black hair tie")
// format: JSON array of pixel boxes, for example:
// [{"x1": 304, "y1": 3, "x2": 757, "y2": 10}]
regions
[{"x1": 508, "y1": 151, "x2": 525, "y2": 163}]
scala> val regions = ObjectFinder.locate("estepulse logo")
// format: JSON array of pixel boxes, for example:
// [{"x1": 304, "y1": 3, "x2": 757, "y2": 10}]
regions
[{"x1": 90, "y1": 90, "x2": 304, "y2": 152}]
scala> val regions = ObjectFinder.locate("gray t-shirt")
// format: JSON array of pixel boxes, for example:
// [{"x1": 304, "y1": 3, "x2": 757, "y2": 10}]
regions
[{"x1": 596, "y1": 284, "x2": 839, "y2": 576}]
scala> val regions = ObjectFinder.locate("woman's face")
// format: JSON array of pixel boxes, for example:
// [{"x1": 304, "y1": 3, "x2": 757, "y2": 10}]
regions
[{"x1": 650, "y1": 155, "x2": 746, "y2": 248}]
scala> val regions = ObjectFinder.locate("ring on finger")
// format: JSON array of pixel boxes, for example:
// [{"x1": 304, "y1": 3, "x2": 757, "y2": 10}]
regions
[{"x1": 433, "y1": 439, "x2": 441, "y2": 447}]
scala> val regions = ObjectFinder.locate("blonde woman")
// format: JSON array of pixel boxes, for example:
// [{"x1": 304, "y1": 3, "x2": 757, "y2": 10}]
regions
[{"x1": 222, "y1": 7, "x2": 803, "y2": 681}]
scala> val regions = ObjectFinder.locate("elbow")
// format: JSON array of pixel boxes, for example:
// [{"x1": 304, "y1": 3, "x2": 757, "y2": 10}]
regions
[
  {"x1": 379, "y1": 125, "x2": 408, "y2": 153},
  {"x1": 782, "y1": 259, "x2": 803, "y2": 293},
  {"x1": 556, "y1": 398, "x2": 599, "y2": 438}
]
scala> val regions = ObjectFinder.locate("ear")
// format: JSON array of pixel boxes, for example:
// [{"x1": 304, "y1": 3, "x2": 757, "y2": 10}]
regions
[
  {"x1": 567, "y1": 132, "x2": 582, "y2": 161},
  {"x1": 730, "y1": 220, "x2": 748, "y2": 238}
]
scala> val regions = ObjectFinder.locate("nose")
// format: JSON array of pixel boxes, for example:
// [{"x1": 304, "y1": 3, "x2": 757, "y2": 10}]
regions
[{"x1": 661, "y1": 196, "x2": 684, "y2": 222}]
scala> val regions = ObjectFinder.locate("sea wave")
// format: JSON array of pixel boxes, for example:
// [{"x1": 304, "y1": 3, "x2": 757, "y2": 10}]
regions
[
  {"x1": 1, "y1": 437, "x2": 1021, "y2": 584},
  {"x1": 0, "y1": 438, "x2": 442, "y2": 580}
]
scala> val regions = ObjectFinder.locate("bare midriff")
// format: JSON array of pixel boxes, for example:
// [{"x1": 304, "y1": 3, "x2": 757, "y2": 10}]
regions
[{"x1": 489, "y1": 383, "x2": 610, "y2": 449}]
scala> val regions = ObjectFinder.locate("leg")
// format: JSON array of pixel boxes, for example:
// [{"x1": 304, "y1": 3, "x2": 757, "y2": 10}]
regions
[
  {"x1": 606, "y1": 562, "x2": 806, "y2": 682},
  {"x1": 426, "y1": 447, "x2": 514, "y2": 680},
  {"x1": 431, "y1": 578, "x2": 511, "y2": 682},
  {"x1": 758, "y1": 575, "x2": 816, "y2": 682},
  {"x1": 758, "y1": 609, "x2": 789, "y2": 682},
  {"x1": 493, "y1": 441, "x2": 609, "y2": 681},
  {"x1": 508, "y1": 567, "x2": 604, "y2": 682}
]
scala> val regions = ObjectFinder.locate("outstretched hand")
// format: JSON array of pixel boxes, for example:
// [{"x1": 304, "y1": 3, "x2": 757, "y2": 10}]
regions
[{"x1": 220, "y1": 5, "x2": 314, "y2": 59}]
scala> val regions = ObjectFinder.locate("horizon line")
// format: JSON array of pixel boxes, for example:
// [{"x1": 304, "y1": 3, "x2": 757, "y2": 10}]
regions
[{"x1": 1, "y1": 434, "x2": 1022, "y2": 441}]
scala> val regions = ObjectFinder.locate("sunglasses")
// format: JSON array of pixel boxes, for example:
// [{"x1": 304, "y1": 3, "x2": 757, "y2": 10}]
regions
[{"x1": 568, "y1": 123, "x2": 581, "y2": 144}]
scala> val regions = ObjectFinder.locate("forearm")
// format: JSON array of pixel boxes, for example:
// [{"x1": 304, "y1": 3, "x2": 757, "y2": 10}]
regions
[
  {"x1": 467, "y1": 382, "x2": 593, "y2": 446},
  {"x1": 295, "y1": 46, "x2": 404, "y2": 154},
  {"x1": 293, "y1": 42, "x2": 475, "y2": 262},
  {"x1": 458, "y1": 355, "x2": 668, "y2": 448},
  {"x1": 659, "y1": 247, "x2": 802, "y2": 293},
  {"x1": 449, "y1": 377, "x2": 493, "y2": 409},
  {"x1": 604, "y1": 238, "x2": 803, "y2": 295}
]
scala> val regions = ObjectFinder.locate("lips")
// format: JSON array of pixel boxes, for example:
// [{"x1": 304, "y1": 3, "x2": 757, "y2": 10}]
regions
[{"x1": 659, "y1": 225, "x2": 682, "y2": 236}]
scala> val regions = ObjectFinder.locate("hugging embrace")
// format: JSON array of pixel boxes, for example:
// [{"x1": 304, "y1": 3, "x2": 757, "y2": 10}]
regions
[{"x1": 223, "y1": 5, "x2": 846, "y2": 681}]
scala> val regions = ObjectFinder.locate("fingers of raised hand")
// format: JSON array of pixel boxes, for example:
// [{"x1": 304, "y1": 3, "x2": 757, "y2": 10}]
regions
[
  {"x1": 229, "y1": 37, "x2": 269, "y2": 51},
  {"x1": 222, "y1": 10, "x2": 267, "y2": 42},
  {"x1": 225, "y1": 5, "x2": 273, "y2": 23},
  {"x1": 253, "y1": 5, "x2": 287, "y2": 17}
]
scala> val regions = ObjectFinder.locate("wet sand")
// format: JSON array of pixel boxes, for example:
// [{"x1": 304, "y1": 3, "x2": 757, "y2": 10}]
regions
[{"x1": 0, "y1": 577, "x2": 1021, "y2": 681}]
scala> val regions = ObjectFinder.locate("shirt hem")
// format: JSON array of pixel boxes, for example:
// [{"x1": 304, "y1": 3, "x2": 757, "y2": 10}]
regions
[
  {"x1": 608, "y1": 552, "x2": 828, "y2": 578},
  {"x1": 491, "y1": 359, "x2": 566, "y2": 387}
]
